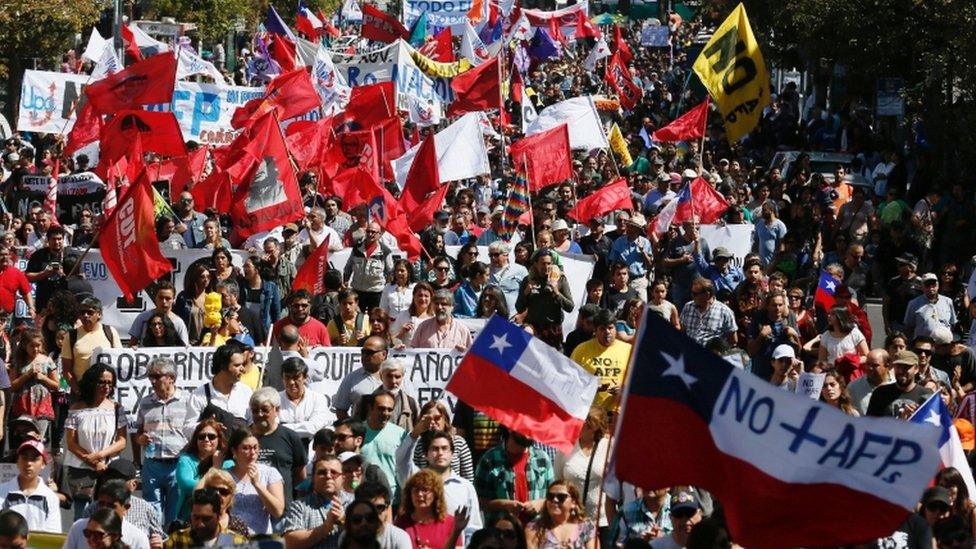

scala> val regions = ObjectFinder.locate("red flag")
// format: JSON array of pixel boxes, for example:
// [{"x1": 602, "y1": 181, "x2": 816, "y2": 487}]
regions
[
  {"x1": 96, "y1": 110, "x2": 186, "y2": 177},
  {"x1": 652, "y1": 98, "x2": 709, "y2": 142},
  {"x1": 231, "y1": 69, "x2": 321, "y2": 129},
  {"x1": 286, "y1": 117, "x2": 334, "y2": 171},
  {"x1": 84, "y1": 53, "x2": 176, "y2": 114},
  {"x1": 149, "y1": 147, "x2": 210, "y2": 198},
  {"x1": 339, "y1": 82, "x2": 395, "y2": 129},
  {"x1": 575, "y1": 11, "x2": 601, "y2": 39},
  {"x1": 64, "y1": 101, "x2": 103, "y2": 156},
  {"x1": 567, "y1": 178, "x2": 633, "y2": 223},
  {"x1": 447, "y1": 57, "x2": 501, "y2": 116},
  {"x1": 99, "y1": 171, "x2": 173, "y2": 300},
  {"x1": 510, "y1": 66, "x2": 524, "y2": 104},
  {"x1": 292, "y1": 236, "x2": 331, "y2": 293},
  {"x1": 679, "y1": 177, "x2": 729, "y2": 224},
  {"x1": 509, "y1": 124, "x2": 573, "y2": 192},
  {"x1": 330, "y1": 166, "x2": 383, "y2": 210},
  {"x1": 613, "y1": 25, "x2": 632, "y2": 64},
  {"x1": 120, "y1": 25, "x2": 143, "y2": 62},
  {"x1": 330, "y1": 130, "x2": 380, "y2": 183},
  {"x1": 190, "y1": 170, "x2": 233, "y2": 213},
  {"x1": 467, "y1": 0, "x2": 486, "y2": 23},
  {"x1": 229, "y1": 113, "x2": 305, "y2": 240},
  {"x1": 548, "y1": 18, "x2": 568, "y2": 46},
  {"x1": 419, "y1": 28, "x2": 454, "y2": 62},
  {"x1": 605, "y1": 53, "x2": 642, "y2": 111},
  {"x1": 268, "y1": 35, "x2": 299, "y2": 72},
  {"x1": 320, "y1": 11, "x2": 342, "y2": 38},
  {"x1": 387, "y1": 214, "x2": 423, "y2": 260},
  {"x1": 407, "y1": 181, "x2": 450, "y2": 233},
  {"x1": 361, "y1": 5, "x2": 409, "y2": 44},
  {"x1": 373, "y1": 116, "x2": 406, "y2": 181},
  {"x1": 400, "y1": 133, "x2": 440, "y2": 213}
]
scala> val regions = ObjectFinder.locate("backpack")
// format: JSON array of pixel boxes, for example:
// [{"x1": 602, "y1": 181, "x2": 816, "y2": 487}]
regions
[
  {"x1": 69, "y1": 324, "x2": 117, "y2": 349},
  {"x1": 198, "y1": 384, "x2": 248, "y2": 433}
]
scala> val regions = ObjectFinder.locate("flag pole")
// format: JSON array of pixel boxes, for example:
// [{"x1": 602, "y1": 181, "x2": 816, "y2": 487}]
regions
[
  {"x1": 496, "y1": 49, "x2": 508, "y2": 181},
  {"x1": 698, "y1": 97, "x2": 709, "y2": 169},
  {"x1": 523, "y1": 153, "x2": 536, "y2": 246}
]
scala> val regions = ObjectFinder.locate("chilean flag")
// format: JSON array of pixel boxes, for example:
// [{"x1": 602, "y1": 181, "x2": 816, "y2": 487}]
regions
[
  {"x1": 909, "y1": 393, "x2": 976, "y2": 501},
  {"x1": 613, "y1": 312, "x2": 941, "y2": 547},
  {"x1": 446, "y1": 316, "x2": 598, "y2": 453},
  {"x1": 814, "y1": 270, "x2": 839, "y2": 312},
  {"x1": 649, "y1": 182, "x2": 691, "y2": 234},
  {"x1": 296, "y1": 0, "x2": 324, "y2": 38}
]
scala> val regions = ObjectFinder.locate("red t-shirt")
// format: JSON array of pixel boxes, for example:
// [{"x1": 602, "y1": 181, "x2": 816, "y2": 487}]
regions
[
  {"x1": 395, "y1": 515, "x2": 459, "y2": 549},
  {"x1": 0, "y1": 266, "x2": 30, "y2": 313},
  {"x1": 272, "y1": 316, "x2": 332, "y2": 346}
]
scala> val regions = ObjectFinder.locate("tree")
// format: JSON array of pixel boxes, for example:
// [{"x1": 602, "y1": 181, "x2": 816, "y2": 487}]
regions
[
  {"x1": 0, "y1": 0, "x2": 105, "y2": 123},
  {"x1": 147, "y1": 0, "x2": 262, "y2": 43}
]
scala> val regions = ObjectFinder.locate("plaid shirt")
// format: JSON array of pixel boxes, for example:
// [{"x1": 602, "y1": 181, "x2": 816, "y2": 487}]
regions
[
  {"x1": 163, "y1": 526, "x2": 248, "y2": 548},
  {"x1": 280, "y1": 492, "x2": 345, "y2": 549},
  {"x1": 679, "y1": 300, "x2": 737, "y2": 345},
  {"x1": 474, "y1": 444, "x2": 554, "y2": 505},
  {"x1": 84, "y1": 495, "x2": 164, "y2": 537},
  {"x1": 614, "y1": 496, "x2": 672, "y2": 545}
]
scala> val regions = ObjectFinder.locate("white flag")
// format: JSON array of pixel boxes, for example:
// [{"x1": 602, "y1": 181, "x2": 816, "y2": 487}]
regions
[
  {"x1": 392, "y1": 113, "x2": 490, "y2": 189},
  {"x1": 526, "y1": 96, "x2": 609, "y2": 150},
  {"x1": 510, "y1": 12, "x2": 534, "y2": 41},
  {"x1": 312, "y1": 45, "x2": 351, "y2": 115},
  {"x1": 476, "y1": 112, "x2": 500, "y2": 138},
  {"x1": 127, "y1": 23, "x2": 170, "y2": 56},
  {"x1": 341, "y1": 0, "x2": 363, "y2": 21},
  {"x1": 583, "y1": 37, "x2": 610, "y2": 71},
  {"x1": 461, "y1": 22, "x2": 492, "y2": 66},
  {"x1": 176, "y1": 48, "x2": 228, "y2": 84},
  {"x1": 82, "y1": 27, "x2": 109, "y2": 63},
  {"x1": 521, "y1": 100, "x2": 538, "y2": 133},
  {"x1": 90, "y1": 41, "x2": 122, "y2": 80},
  {"x1": 296, "y1": 37, "x2": 319, "y2": 67},
  {"x1": 408, "y1": 96, "x2": 442, "y2": 127}
]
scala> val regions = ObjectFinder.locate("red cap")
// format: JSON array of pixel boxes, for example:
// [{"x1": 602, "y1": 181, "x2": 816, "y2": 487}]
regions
[{"x1": 16, "y1": 440, "x2": 48, "y2": 462}]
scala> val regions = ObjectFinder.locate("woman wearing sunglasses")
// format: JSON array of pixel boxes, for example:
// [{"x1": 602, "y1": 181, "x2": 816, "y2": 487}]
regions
[
  {"x1": 197, "y1": 468, "x2": 250, "y2": 536},
  {"x1": 176, "y1": 418, "x2": 226, "y2": 522},
  {"x1": 82, "y1": 507, "x2": 125, "y2": 549},
  {"x1": 524, "y1": 481, "x2": 596, "y2": 549}
]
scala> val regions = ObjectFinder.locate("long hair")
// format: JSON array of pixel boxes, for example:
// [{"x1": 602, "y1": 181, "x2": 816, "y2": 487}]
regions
[
  {"x1": 476, "y1": 286, "x2": 509, "y2": 319},
  {"x1": 78, "y1": 363, "x2": 116, "y2": 405},
  {"x1": 184, "y1": 262, "x2": 212, "y2": 295},
  {"x1": 399, "y1": 470, "x2": 448, "y2": 521},
  {"x1": 12, "y1": 329, "x2": 45, "y2": 370},
  {"x1": 181, "y1": 418, "x2": 227, "y2": 471},
  {"x1": 419, "y1": 400, "x2": 454, "y2": 436},
  {"x1": 532, "y1": 480, "x2": 586, "y2": 545},
  {"x1": 409, "y1": 282, "x2": 434, "y2": 317},
  {"x1": 820, "y1": 369, "x2": 857, "y2": 416},
  {"x1": 87, "y1": 507, "x2": 124, "y2": 547},
  {"x1": 488, "y1": 513, "x2": 527, "y2": 549},
  {"x1": 830, "y1": 306, "x2": 854, "y2": 334},
  {"x1": 141, "y1": 311, "x2": 182, "y2": 347},
  {"x1": 936, "y1": 467, "x2": 975, "y2": 519}
]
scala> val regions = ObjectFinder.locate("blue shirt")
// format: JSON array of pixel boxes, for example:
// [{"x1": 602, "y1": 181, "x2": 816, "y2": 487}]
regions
[
  {"x1": 754, "y1": 218, "x2": 787, "y2": 266},
  {"x1": 489, "y1": 263, "x2": 528, "y2": 315},
  {"x1": 693, "y1": 253, "x2": 745, "y2": 295},
  {"x1": 609, "y1": 235, "x2": 653, "y2": 278},
  {"x1": 453, "y1": 281, "x2": 482, "y2": 318}
]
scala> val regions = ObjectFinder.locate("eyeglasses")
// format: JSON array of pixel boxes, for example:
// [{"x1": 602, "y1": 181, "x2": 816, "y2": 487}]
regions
[
  {"x1": 210, "y1": 486, "x2": 232, "y2": 496},
  {"x1": 488, "y1": 252, "x2": 503, "y2": 257},
  {"x1": 83, "y1": 529, "x2": 109, "y2": 540},
  {"x1": 435, "y1": 266, "x2": 450, "y2": 272},
  {"x1": 374, "y1": 503, "x2": 389, "y2": 513},
  {"x1": 149, "y1": 322, "x2": 164, "y2": 328},
  {"x1": 316, "y1": 469, "x2": 343, "y2": 478},
  {"x1": 672, "y1": 508, "x2": 698, "y2": 520},
  {"x1": 546, "y1": 492, "x2": 569, "y2": 504},
  {"x1": 913, "y1": 348, "x2": 933, "y2": 356},
  {"x1": 148, "y1": 373, "x2": 168, "y2": 381},
  {"x1": 788, "y1": 294, "x2": 803, "y2": 300},
  {"x1": 96, "y1": 380, "x2": 114, "y2": 386},
  {"x1": 361, "y1": 348, "x2": 385, "y2": 356},
  {"x1": 347, "y1": 512, "x2": 379, "y2": 525},
  {"x1": 197, "y1": 433, "x2": 218, "y2": 441},
  {"x1": 334, "y1": 433, "x2": 354, "y2": 441}
]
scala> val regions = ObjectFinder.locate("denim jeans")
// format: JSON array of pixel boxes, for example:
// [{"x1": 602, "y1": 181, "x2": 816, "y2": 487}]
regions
[{"x1": 142, "y1": 458, "x2": 179, "y2": 526}]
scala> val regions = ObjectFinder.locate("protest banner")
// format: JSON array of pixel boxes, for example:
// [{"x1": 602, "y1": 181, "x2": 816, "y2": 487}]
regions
[
  {"x1": 640, "y1": 26, "x2": 670, "y2": 47},
  {"x1": 699, "y1": 223, "x2": 755, "y2": 269},
  {"x1": 10, "y1": 172, "x2": 106, "y2": 224},
  {"x1": 332, "y1": 41, "x2": 454, "y2": 104},
  {"x1": 402, "y1": 0, "x2": 479, "y2": 29},
  {"x1": 797, "y1": 372, "x2": 826, "y2": 400},
  {"x1": 146, "y1": 81, "x2": 265, "y2": 145},
  {"x1": 18, "y1": 70, "x2": 92, "y2": 134},
  {"x1": 91, "y1": 345, "x2": 464, "y2": 426}
]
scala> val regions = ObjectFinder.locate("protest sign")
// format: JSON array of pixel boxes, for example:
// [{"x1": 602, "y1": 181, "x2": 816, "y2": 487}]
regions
[
  {"x1": 641, "y1": 26, "x2": 670, "y2": 47},
  {"x1": 146, "y1": 81, "x2": 264, "y2": 145},
  {"x1": 332, "y1": 41, "x2": 454, "y2": 104},
  {"x1": 92, "y1": 345, "x2": 463, "y2": 426},
  {"x1": 700, "y1": 224, "x2": 755, "y2": 269},
  {"x1": 17, "y1": 70, "x2": 91, "y2": 134},
  {"x1": 10, "y1": 172, "x2": 106, "y2": 224},
  {"x1": 402, "y1": 0, "x2": 479, "y2": 28},
  {"x1": 797, "y1": 372, "x2": 826, "y2": 400}
]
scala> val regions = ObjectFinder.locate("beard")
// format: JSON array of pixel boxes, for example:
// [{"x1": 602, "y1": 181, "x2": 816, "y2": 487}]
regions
[{"x1": 435, "y1": 310, "x2": 450, "y2": 323}]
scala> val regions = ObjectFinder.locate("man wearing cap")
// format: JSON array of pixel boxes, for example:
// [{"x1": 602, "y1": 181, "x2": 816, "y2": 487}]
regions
[
  {"x1": 881, "y1": 252, "x2": 922, "y2": 334},
  {"x1": 608, "y1": 214, "x2": 654, "y2": 300},
  {"x1": 769, "y1": 344, "x2": 803, "y2": 390},
  {"x1": 848, "y1": 349, "x2": 894, "y2": 415},
  {"x1": 866, "y1": 350, "x2": 934, "y2": 417},
  {"x1": 0, "y1": 440, "x2": 60, "y2": 532},
  {"x1": 692, "y1": 240, "x2": 744, "y2": 296},
  {"x1": 487, "y1": 241, "x2": 528, "y2": 315},
  {"x1": 903, "y1": 273, "x2": 956, "y2": 340},
  {"x1": 578, "y1": 217, "x2": 613, "y2": 281},
  {"x1": 643, "y1": 173, "x2": 676, "y2": 215},
  {"x1": 550, "y1": 219, "x2": 582, "y2": 254},
  {"x1": 663, "y1": 220, "x2": 710, "y2": 307},
  {"x1": 571, "y1": 309, "x2": 632, "y2": 410},
  {"x1": 62, "y1": 297, "x2": 123, "y2": 394},
  {"x1": 650, "y1": 490, "x2": 702, "y2": 549}
]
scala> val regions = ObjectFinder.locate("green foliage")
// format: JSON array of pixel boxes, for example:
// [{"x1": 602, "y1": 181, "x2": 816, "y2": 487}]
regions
[
  {"x1": 0, "y1": 0, "x2": 105, "y2": 79},
  {"x1": 148, "y1": 0, "x2": 262, "y2": 42}
]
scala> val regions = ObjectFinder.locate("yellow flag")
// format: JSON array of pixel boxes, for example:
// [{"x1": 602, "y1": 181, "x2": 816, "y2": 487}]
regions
[
  {"x1": 692, "y1": 3, "x2": 770, "y2": 143},
  {"x1": 608, "y1": 123, "x2": 633, "y2": 166}
]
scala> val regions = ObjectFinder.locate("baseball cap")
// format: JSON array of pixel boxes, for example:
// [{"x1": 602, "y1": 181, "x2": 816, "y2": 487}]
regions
[
  {"x1": 282, "y1": 223, "x2": 299, "y2": 234},
  {"x1": 670, "y1": 490, "x2": 700, "y2": 512},
  {"x1": 920, "y1": 272, "x2": 938, "y2": 283},
  {"x1": 10, "y1": 416, "x2": 40, "y2": 432},
  {"x1": 891, "y1": 350, "x2": 919, "y2": 366},
  {"x1": 104, "y1": 459, "x2": 138, "y2": 480},
  {"x1": 772, "y1": 344, "x2": 796, "y2": 360},
  {"x1": 895, "y1": 252, "x2": 918, "y2": 269},
  {"x1": 627, "y1": 214, "x2": 647, "y2": 228},
  {"x1": 955, "y1": 419, "x2": 975, "y2": 451},
  {"x1": 338, "y1": 451, "x2": 364, "y2": 465},
  {"x1": 656, "y1": 173, "x2": 671, "y2": 184},
  {"x1": 433, "y1": 210, "x2": 450, "y2": 222},
  {"x1": 923, "y1": 486, "x2": 952, "y2": 507},
  {"x1": 551, "y1": 219, "x2": 570, "y2": 232},
  {"x1": 16, "y1": 440, "x2": 48, "y2": 462},
  {"x1": 682, "y1": 168, "x2": 698, "y2": 180},
  {"x1": 712, "y1": 247, "x2": 733, "y2": 260}
]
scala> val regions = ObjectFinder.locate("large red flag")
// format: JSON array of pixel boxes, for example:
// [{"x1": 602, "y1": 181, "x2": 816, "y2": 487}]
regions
[
  {"x1": 338, "y1": 82, "x2": 396, "y2": 129},
  {"x1": 231, "y1": 69, "x2": 321, "y2": 128},
  {"x1": 676, "y1": 177, "x2": 729, "y2": 224},
  {"x1": 99, "y1": 171, "x2": 173, "y2": 300},
  {"x1": 575, "y1": 11, "x2": 601, "y2": 39},
  {"x1": 567, "y1": 178, "x2": 634, "y2": 223},
  {"x1": 286, "y1": 117, "x2": 334, "y2": 171},
  {"x1": 613, "y1": 25, "x2": 632, "y2": 63},
  {"x1": 361, "y1": 5, "x2": 409, "y2": 44},
  {"x1": 387, "y1": 214, "x2": 423, "y2": 260},
  {"x1": 652, "y1": 98, "x2": 709, "y2": 142},
  {"x1": 419, "y1": 28, "x2": 454, "y2": 62},
  {"x1": 148, "y1": 147, "x2": 210, "y2": 199},
  {"x1": 406, "y1": 181, "x2": 450, "y2": 233},
  {"x1": 509, "y1": 124, "x2": 573, "y2": 191},
  {"x1": 96, "y1": 110, "x2": 187, "y2": 177},
  {"x1": 229, "y1": 113, "x2": 305, "y2": 240},
  {"x1": 605, "y1": 53, "x2": 643, "y2": 111},
  {"x1": 400, "y1": 133, "x2": 440, "y2": 213},
  {"x1": 84, "y1": 53, "x2": 177, "y2": 114},
  {"x1": 447, "y1": 57, "x2": 501, "y2": 116},
  {"x1": 190, "y1": 170, "x2": 233, "y2": 213},
  {"x1": 292, "y1": 236, "x2": 331, "y2": 293},
  {"x1": 120, "y1": 25, "x2": 143, "y2": 62},
  {"x1": 373, "y1": 116, "x2": 406, "y2": 181},
  {"x1": 268, "y1": 35, "x2": 299, "y2": 72},
  {"x1": 64, "y1": 102, "x2": 103, "y2": 156}
]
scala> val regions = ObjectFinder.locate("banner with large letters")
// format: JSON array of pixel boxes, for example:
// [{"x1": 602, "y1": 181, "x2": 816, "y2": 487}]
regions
[
  {"x1": 91, "y1": 345, "x2": 463, "y2": 427},
  {"x1": 402, "y1": 0, "x2": 480, "y2": 29},
  {"x1": 17, "y1": 70, "x2": 91, "y2": 134},
  {"x1": 332, "y1": 41, "x2": 454, "y2": 104}
]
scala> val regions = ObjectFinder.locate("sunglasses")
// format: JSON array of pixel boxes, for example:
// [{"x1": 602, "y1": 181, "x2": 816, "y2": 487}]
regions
[
  {"x1": 334, "y1": 433, "x2": 354, "y2": 441},
  {"x1": 361, "y1": 348, "x2": 384, "y2": 356},
  {"x1": 83, "y1": 529, "x2": 108, "y2": 540},
  {"x1": 197, "y1": 433, "x2": 218, "y2": 441},
  {"x1": 96, "y1": 380, "x2": 114, "y2": 386},
  {"x1": 148, "y1": 373, "x2": 168, "y2": 380},
  {"x1": 210, "y1": 486, "x2": 232, "y2": 496},
  {"x1": 496, "y1": 529, "x2": 517, "y2": 540},
  {"x1": 374, "y1": 503, "x2": 389, "y2": 513},
  {"x1": 672, "y1": 508, "x2": 698, "y2": 520},
  {"x1": 435, "y1": 267, "x2": 450, "y2": 271},
  {"x1": 913, "y1": 348, "x2": 933, "y2": 356},
  {"x1": 546, "y1": 493, "x2": 569, "y2": 504},
  {"x1": 347, "y1": 512, "x2": 379, "y2": 525}
]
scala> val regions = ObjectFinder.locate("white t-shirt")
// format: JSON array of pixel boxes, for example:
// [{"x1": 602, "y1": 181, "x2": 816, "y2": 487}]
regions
[
  {"x1": 820, "y1": 326, "x2": 865, "y2": 364},
  {"x1": 0, "y1": 477, "x2": 61, "y2": 532},
  {"x1": 64, "y1": 517, "x2": 150, "y2": 549}
]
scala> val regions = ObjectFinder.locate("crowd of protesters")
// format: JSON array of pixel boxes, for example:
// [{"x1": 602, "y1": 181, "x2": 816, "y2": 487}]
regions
[{"x1": 0, "y1": 4, "x2": 973, "y2": 548}]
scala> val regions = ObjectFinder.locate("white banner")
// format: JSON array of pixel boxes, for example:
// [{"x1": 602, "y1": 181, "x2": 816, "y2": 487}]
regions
[
  {"x1": 403, "y1": 0, "x2": 478, "y2": 28},
  {"x1": 21, "y1": 171, "x2": 105, "y2": 194},
  {"x1": 17, "y1": 70, "x2": 91, "y2": 134},
  {"x1": 92, "y1": 345, "x2": 463, "y2": 427},
  {"x1": 699, "y1": 223, "x2": 755, "y2": 269},
  {"x1": 332, "y1": 41, "x2": 453, "y2": 104},
  {"x1": 146, "y1": 81, "x2": 264, "y2": 146}
]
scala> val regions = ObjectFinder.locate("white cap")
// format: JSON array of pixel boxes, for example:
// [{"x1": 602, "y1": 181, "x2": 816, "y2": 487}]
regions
[
  {"x1": 551, "y1": 219, "x2": 570, "y2": 232},
  {"x1": 682, "y1": 168, "x2": 698, "y2": 179},
  {"x1": 772, "y1": 344, "x2": 796, "y2": 360}
]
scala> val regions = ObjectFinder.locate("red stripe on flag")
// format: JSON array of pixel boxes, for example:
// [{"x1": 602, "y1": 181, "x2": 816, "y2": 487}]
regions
[{"x1": 447, "y1": 354, "x2": 584, "y2": 454}]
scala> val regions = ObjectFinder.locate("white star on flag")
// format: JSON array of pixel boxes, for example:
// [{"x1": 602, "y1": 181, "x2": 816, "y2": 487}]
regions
[
  {"x1": 924, "y1": 410, "x2": 942, "y2": 427},
  {"x1": 489, "y1": 334, "x2": 512, "y2": 355},
  {"x1": 825, "y1": 280, "x2": 836, "y2": 291},
  {"x1": 661, "y1": 350, "x2": 697, "y2": 390}
]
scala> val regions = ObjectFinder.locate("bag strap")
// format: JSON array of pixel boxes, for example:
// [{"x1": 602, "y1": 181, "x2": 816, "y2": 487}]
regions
[
  {"x1": 102, "y1": 325, "x2": 114, "y2": 346},
  {"x1": 581, "y1": 440, "x2": 600, "y2": 501},
  {"x1": 204, "y1": 384, "x2": 212, "y2": 406}
]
